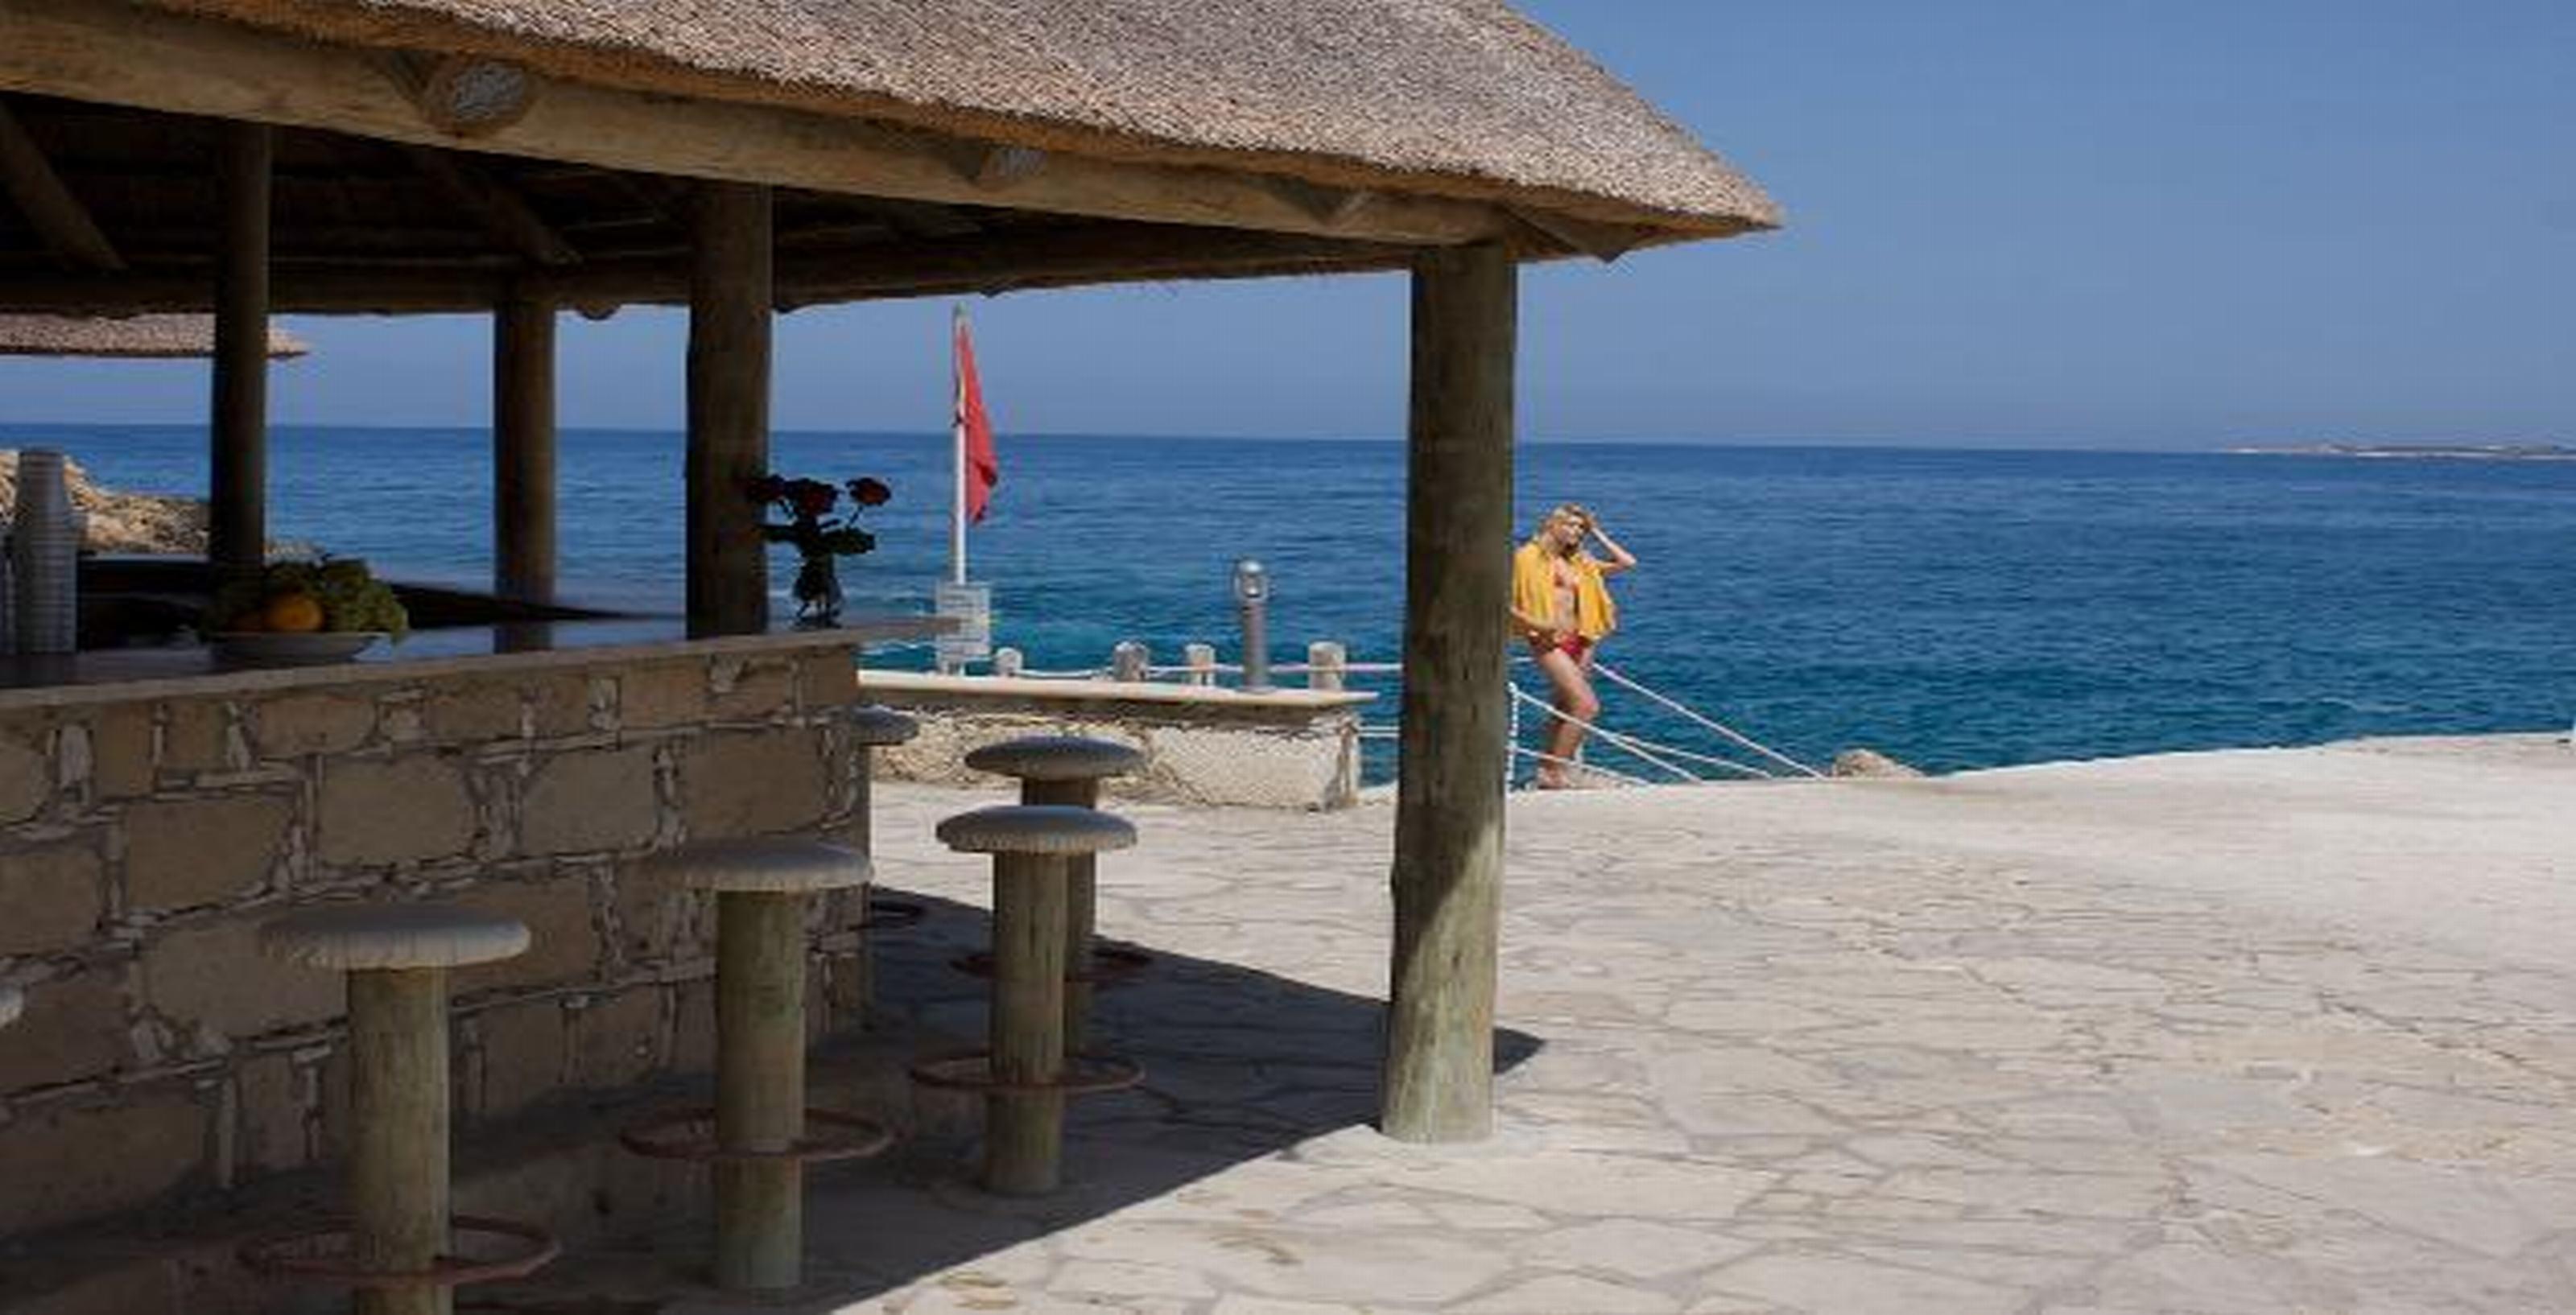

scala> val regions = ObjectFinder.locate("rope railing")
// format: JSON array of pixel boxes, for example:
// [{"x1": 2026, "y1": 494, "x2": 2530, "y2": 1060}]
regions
[
  {"x1": 1588, "y1": 662, "x2": 1823, "y2": 778},
  {"x1": 923, "y1": 639, "x2": 1812, "y2": 794},
  {"x1": 1507, "y1": 685, "x2": 1703, "y2": 783}
]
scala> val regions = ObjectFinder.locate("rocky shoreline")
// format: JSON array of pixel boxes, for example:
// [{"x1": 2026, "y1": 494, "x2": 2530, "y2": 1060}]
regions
[{"x1": 0, "y1": 449, "x2": 211, "y2": 554}]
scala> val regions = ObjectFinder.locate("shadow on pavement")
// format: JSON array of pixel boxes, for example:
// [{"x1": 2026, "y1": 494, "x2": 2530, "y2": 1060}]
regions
[{"x1": 472, "y1": 885, "x2": 1541, "y2": 1313}]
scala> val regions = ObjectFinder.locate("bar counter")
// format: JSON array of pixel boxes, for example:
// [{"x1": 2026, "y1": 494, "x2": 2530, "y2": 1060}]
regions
[
  {"x1": 0, "y1": 615, "x2": 943, "y2": 1239},
  {"x1": 0, "y1": 616, "x2": 947, "y2": 711}
]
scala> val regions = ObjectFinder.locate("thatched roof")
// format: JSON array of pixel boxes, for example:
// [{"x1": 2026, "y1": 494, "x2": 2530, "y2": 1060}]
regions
[
  {"x1": 140, "y1": 0, "x2": 1777, "y2": 235},
  {"x1": 0, "y1": 314, "x2": 309, "y2": 358}
]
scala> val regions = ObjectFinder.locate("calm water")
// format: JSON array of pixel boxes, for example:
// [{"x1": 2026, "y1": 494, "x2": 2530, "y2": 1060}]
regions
[{"x1": 25, "y1": 423, "x2": 2574, "y2": 774}]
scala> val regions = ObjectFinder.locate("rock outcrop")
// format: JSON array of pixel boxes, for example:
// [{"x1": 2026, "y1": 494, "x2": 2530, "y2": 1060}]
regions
[
  {"x1": 0, "y1": 450, "x2": 209, "y2": 555},
  {"x1": 1831, "y1": 748, "x2": 1926, "y2": 779}
]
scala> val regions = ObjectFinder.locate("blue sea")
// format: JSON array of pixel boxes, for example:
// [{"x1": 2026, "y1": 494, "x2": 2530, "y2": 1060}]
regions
[{"x1": 23, "y1": 423, "x2": 2574, "y2": 776}]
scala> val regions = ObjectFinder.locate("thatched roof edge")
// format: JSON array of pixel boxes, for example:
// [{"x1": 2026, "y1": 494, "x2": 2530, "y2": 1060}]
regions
[
  {"x1": 134, "y1": 0, "x2": 1782, "y2": 237},
  {"x1": 0, "y1": 314, "x2": 311, "y2": 358}
]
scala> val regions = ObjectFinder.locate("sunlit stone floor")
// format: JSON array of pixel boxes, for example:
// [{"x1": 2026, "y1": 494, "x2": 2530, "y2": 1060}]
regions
[{"x1": 501, "y1": 734, "x2": 2576, "y2": 1314}]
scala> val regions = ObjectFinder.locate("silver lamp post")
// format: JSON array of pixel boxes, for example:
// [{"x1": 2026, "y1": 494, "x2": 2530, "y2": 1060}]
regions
[{"x1": 1232, "y1": 559, "x2": 1274, "y2": 694}]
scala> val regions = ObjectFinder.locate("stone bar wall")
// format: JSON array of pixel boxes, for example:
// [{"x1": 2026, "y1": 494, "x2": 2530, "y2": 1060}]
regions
[
  {"x1": 0, "y1": 641, "x2": 869, "y2": 1238},
  {"x1": 861, "y1": 671, "x2": 1373, "y2": 810}
]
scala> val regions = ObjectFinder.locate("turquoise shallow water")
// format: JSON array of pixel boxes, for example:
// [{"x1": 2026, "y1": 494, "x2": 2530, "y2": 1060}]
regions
[{"x1": 26, "y1": 423, "x2": 2574, "y2": 774}]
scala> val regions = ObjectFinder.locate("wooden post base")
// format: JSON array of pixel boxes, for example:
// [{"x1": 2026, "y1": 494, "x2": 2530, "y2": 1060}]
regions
[
  {"x1": 1024, "y1": 777, "x2": 1102, "y2": 1052},
  {"x1": 985, "y1": 853, "x2": 1071, "y2": 1195},
  {"x1": 714, "y1": 890, "x2": 807, "y2": 1291},
  {"x1": 349, "y1": 968, "x2": 452, "y2": 1315}
]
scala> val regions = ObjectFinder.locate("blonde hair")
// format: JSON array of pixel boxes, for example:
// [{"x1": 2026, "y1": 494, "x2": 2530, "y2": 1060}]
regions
[{"x1": 1532, "y1": 503, "x2": 1589, "y2": 543}]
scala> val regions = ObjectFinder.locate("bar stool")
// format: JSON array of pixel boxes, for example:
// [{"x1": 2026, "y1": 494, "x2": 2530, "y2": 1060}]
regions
[
  {"x1": 242, "y1": 905, "x2": 555, "y2": 1315},
  {"x1": 618, "y1": 839, "x2": 890, "y2": 1294},
  {"x1": 959, "y1": 736, "x2": 1148, "y2": 1049},
  {"x1": 848, "y1": 707, "x2": 927, "y2": 933},
  {"x1": 911, "y1": 805, "x2": 1142, "y2": 1196}
]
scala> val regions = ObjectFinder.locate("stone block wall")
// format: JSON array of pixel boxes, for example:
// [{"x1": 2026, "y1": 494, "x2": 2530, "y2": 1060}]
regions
[
  {"x1": 862, "y1": 673, "x2": 1371, "y2": 810},
  {"x1": 0, "y1": 644, "x2": 870, "y2": 1238}
]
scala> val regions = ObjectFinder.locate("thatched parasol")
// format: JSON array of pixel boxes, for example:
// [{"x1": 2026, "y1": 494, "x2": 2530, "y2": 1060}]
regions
[{"x1": 0, "y1": 313, "x2": 308, "y2": 358}]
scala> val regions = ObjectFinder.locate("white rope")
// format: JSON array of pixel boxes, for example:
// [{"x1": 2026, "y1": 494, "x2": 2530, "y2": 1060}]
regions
[
  {"x1": 1509, "y1": 684, "x2": 1702, "y2": 784},
  {"x1": 1510, "y1": 744, "x2": 1653, "y2": 789},
  {"x1": 1589, "y1": 662, "x2": 1823, "y2": 778}
]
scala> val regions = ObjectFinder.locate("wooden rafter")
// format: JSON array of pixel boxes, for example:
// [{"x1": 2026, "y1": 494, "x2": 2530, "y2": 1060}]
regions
[
  {"x1": 398, "y1": 144, "x2": 580, "y2": 266},
  {"x1": 0, "y1": 97, "x2": 122, "y2": 270},
  {"x1": 0, "y1": 225, "x2": 1421, "y2": 314},
  {"x1": 0, "y1": 0, "x2": 1515, "y2": 247},
  {"x1": 1508, "y1": 206, "x2": 1648, "y2": 263}
]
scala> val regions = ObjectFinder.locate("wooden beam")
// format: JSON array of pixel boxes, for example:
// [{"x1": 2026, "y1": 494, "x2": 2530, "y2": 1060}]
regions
[
  {"x1": 0, "y1": 225, "x2": 1417, "y2": 314},
  {"x1": 686, "y1": 182, "x2": 771, "y2": 637},
  {"x1": 0, "y1": 0, "x2": 1515, "y2": 246},
  {"x1": 493, "y1": 289, "x2": 555, "y2": 603},
  {"x1": 0, "y1": 97, "x2": 122, "y2": 270},
  {"x1": 1381, "y1": 242, "x2": 1516, "y2": 1144},
  {"x1": 1509, "y1": 206, "x2": 1648, "y2": 263},
  {"x1": 1267, "y1": 178, "x2": 1375, "y2": 231},
  {"x1": 208, "y1": 121, "x2": 270, "y2": 574},
  {"x1": 400, "y1": 145, "x2": 580, "y2": 266}
]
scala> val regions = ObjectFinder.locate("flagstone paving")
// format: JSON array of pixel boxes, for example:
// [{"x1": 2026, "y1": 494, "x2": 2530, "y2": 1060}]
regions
[{"x1": 510, "y1": 734, "x2": 2576, "y2": 1313}]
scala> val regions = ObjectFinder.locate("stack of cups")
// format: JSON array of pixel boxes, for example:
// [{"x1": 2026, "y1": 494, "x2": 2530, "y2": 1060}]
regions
[{"x1": 9, "y1": 449, "x2": 83, "y2": 654}]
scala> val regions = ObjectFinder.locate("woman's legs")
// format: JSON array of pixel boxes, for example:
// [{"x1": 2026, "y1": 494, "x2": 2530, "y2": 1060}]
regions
[{"x1": 1530, "y1": 645, "x2": 1600, "y2": 788}]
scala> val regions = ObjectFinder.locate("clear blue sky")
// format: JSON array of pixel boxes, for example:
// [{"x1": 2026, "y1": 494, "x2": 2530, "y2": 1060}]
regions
[{"x1": 3, "y1": 1, "x2": 2570, "y2": 446}]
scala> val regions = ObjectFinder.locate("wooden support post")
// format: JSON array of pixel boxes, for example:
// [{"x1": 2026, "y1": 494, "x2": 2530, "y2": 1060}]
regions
[
  {"x1": 493, "y1": 291, "x2": 558, "y2": 603},
  {"x1": 348, "y1": 968, "x2": 452, "y2": 1315},
  {"x1": 714, "y1": 890, "x2": 806, "y2": 1292},
  {"x1": 1025, "y1": 778, "x2": 1102, "y2": 1051},
  {"x1": 985, "y1": 853, "x2": 1070, "y2": 1195},
  {"x1": 208, "y1": 121, "x2": 270, "y2": 575},
  {"x1": 686, "y1": 182, "x2": 772, "y2": 637},
  {"x1": 1381, "y1": 243, "x2": 1517, "y2": 1144}
]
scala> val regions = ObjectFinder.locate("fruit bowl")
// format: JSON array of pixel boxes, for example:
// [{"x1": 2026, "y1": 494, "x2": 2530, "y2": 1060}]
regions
[{"x1": 210, "y1": 632, "x2": 385, "y2": 667}]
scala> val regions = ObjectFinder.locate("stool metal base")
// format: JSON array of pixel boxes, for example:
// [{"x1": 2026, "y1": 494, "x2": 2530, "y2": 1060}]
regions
[
  {"x1": 864, "y1": 896, "x2": 929, "y2": 930},
  {"x1": 948, "y1": 943, "x2": 1154, "y2": 985},
  {"x1": 618, "y1": 1106, "x2": 895, "y2": 1165},
  {"x1": 237, "y1": 1214, "x2": 559, "y2": 1290},
  {"x1": 906, "y1": 1046, "x2": 1146, "y2": 1096}
]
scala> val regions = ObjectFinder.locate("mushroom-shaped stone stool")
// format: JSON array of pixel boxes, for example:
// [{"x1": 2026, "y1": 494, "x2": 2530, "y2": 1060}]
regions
[
  {"x1": 914, "y1": 806, "x2": 1143, "y2": 1195},
  {"x1": 619, "y1": 839, "x2": 891, "y2": 1294},
  {"x1": 848, "y1": 707, "x2": 928, "y2": 934},
  {"x1": 960, "y1": 736, "x2": 1148, "y2": 1049},
  {"x1": 246, "y1": 905, "x2": 553, "y2": 1315}
]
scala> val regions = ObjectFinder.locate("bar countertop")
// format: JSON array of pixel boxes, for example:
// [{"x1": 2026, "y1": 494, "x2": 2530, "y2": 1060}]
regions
[{"x1": 0, "y1": 616, "x2": 949, "y2": 713}]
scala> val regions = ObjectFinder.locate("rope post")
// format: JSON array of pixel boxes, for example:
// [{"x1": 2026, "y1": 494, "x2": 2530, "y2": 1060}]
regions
[
  {"x1": 993, "y1": 647, "x2": 1025, "y2": 678},
  {"x1": 1307, "y1": 641, "x2": 1347, "y2": 692},
  {"x1": 1183, "y1": 643, "x2": 1218, "y2": 688},
  {"x1": 1110, "y1": 641, "x2": 1150, "y2": 684}
]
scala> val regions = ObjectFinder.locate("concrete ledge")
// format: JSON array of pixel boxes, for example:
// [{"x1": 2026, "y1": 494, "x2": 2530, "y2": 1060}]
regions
[{"x1": 859, "y1": 671, "x2": 1375, "y2": 811}]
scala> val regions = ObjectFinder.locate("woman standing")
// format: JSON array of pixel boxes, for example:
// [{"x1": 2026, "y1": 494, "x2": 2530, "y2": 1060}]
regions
[{"x1": 1511, "y1": 504, "x2": 1637, "y2": 788}]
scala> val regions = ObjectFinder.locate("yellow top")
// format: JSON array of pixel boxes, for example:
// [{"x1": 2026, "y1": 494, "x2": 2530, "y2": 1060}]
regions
[{"x1": 1513, "y1": 542, "x2": 1617, "y2": 641}]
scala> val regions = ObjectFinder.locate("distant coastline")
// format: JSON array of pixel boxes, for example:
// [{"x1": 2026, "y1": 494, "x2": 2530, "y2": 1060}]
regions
[{"x1": 2227, "y1": 442, "x2": 2576, "y2": 463}]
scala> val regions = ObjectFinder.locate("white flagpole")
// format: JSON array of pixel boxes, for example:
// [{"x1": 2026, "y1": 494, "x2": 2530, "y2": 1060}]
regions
[{"x1": 951, "y1": 305, "x2": 968, "y2": 587}]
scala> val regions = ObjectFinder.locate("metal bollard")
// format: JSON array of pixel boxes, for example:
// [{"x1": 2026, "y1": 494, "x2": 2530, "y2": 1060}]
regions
[
  {"x1": 1110, "y1": 641, "x2": 1150, "y2": 684},
  {"x1": 1233, "y1": 559, "x2": 1273, "y2": 693},
  {"x1": 1307, "y1": 641, "x2": 1347, "y2": 692},
  {"x1": 992, "y1": 646, "x2": 1024, "y2": 678}
]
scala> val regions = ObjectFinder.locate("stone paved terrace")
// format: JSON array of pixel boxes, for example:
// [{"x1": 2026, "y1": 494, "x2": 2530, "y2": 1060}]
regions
[{"x1": 503, "y1": 734, "x2": 2575, "y2": 1314}]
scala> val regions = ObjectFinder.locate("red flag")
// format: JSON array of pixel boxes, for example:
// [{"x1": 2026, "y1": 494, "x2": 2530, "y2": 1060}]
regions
[{"x1": 954, "y1": 311, "x2": 999, "y2": 523}]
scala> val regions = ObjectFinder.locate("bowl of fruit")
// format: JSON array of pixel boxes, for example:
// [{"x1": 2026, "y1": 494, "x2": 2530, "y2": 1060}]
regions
[{"x1": 206, "y1": 559, "x2": 410, "y2": 666}]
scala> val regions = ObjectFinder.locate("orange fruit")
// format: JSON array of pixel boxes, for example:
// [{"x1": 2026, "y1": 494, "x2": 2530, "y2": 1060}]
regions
[{"x1": 262, "y1": 592, "x2": 327, "y2": 634}]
